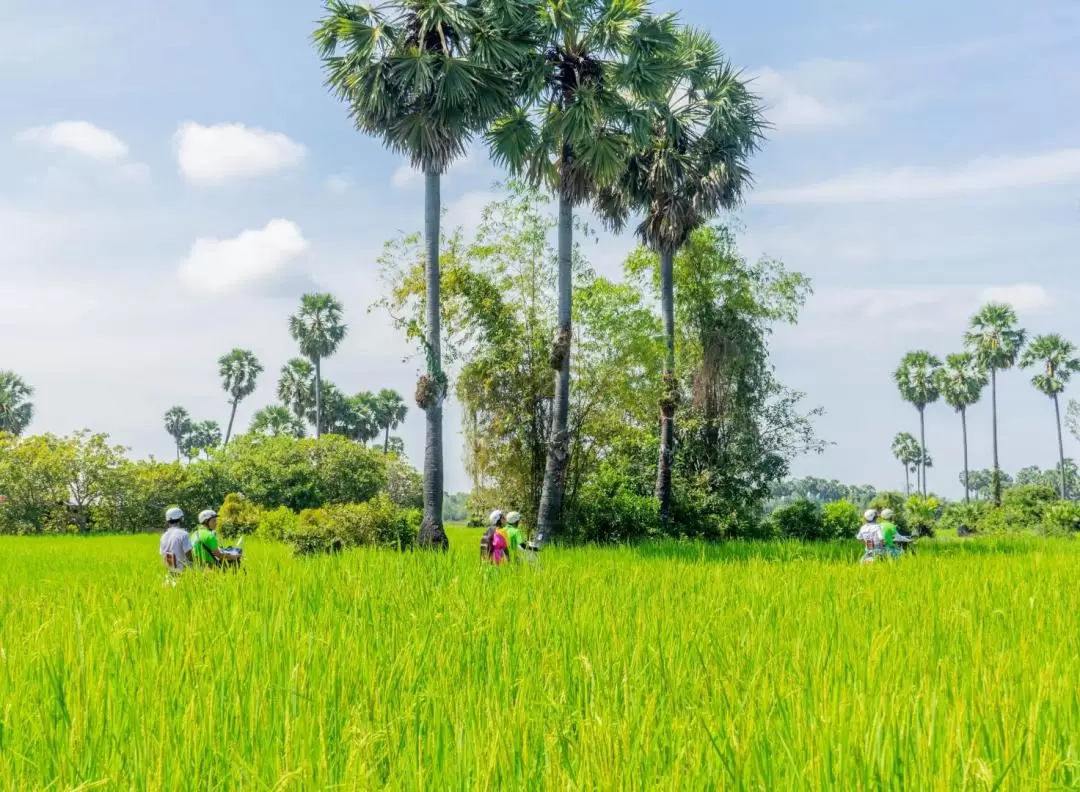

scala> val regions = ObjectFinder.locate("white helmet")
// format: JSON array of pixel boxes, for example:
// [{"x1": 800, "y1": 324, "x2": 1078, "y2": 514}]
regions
[
  {"x1": 489, "y1": 510, "x2": 504, "y2": 526},
  {"x1": 165, "y1": 507, "x2": 184, "y2": 523},
  {"x1": 506, "y1": 511, "x2": 522, "y2": 526},
  {"x1": 198, "y1": 509, "x2": 218, "y2": 526},
  {"x1": 880, "y1": 508, "x2": 895, "y2": 521},
  {"x1": 863, "y1": 509, "x2": 878, "y2": 522}
]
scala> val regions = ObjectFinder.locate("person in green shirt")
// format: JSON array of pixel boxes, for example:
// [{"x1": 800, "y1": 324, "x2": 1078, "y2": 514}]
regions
[
  {"x1": 504, "y1": 511, "x2": 526, "y2": 562},
  {"x1": 879, "y1": 509, "x2": 913, "y2": 557},
  {"x1": 191, "y1": 509, "x2": 226, "y2": 567}
]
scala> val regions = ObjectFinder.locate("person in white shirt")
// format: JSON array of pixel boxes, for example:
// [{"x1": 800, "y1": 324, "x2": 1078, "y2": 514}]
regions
[
  {"x1": 857, "y1": 509, "x2": 884, "y2": 555},
  {"x1": 160, "y1": 507, "x2": 193, "y2": 572}
]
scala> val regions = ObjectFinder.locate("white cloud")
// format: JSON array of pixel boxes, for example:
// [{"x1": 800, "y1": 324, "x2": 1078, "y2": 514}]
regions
[
  {"x1": 325, "y1": 174, "x2": 351, "y2": 193},
  {"x1": 15, "y1": 121, "x2": 128, "y2": 160},
  {"x1": 980, "y1": 283, "x2": 1053, "y2": 313},
  {"x1": 110, "y1": 162, "x2": 151, "y2": 185},
  {"x1": 179, "y1": 219, "x2": 310, "y2": 295},
  {"x1": 756, "y1": 148, "x2": 1080, "y2": 204},
  {"x1": 392, "y1": 164, "x2": 422, "y2": 188},
  {"x1": 175, "y1": 122, "x2": 306, "y2": 185},
  {"x1": 751, "y1": 60, "x2": 869, "y2": 132}
]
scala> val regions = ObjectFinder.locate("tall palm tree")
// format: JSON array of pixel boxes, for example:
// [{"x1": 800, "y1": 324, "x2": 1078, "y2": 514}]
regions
[
  {"x1": 374, "y1": 388, "x2": 409, "y2": 453},
  {"x1": 891, "y1": 431, "x2": 920, "y2": 496},
  {"x1": 164, "y1": 406, "x2": 192, "y2": 462},
  {"x1": 895, "y1": 350, "x2": 942, "y2": 497},
  {"x1": 277, "y1": 358, "x2": 314, "y2": 426},
  {"x1": 288, "y1": 293, "x2": 347, "y2": 439},
  {"x1": 934, "y1": 352, "x2": 988, "y2": 503},
  {"x1": 249, "y1": 405, "x2": 306, "y2": 439},
  {"x1": 0, "y1": 371, "x2": 34, "y2": 436},
  {"x1": 487, "y1": 0, "x2": 678, "y2": 542},
  {"x1": 964, "y1": 303, "x2": 1026, "y2": 505},
  {"x1": 1020, "y1": 333, "x2": 1080, "y2": 499},
  {"x1": 315, "y1": 0, "x2": 532, "y2": 549},
  {"x1": 218, "y1": 348, "x2": 263, "y2": 446},
  {"x1": 184, "y1": 420, "x2": 221, "y2": 460},
  {"x1": 599, "y1": 28, "x2": 762, "y2": 529}
]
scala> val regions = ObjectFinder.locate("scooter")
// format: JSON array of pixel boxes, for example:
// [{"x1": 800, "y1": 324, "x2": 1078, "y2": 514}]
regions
[
  {"x1": 859, "y1": 536, "x2": 916, "y2": 564},
  {"x1": 219, "y1": 536, "x2": 244, "y2": 571}
]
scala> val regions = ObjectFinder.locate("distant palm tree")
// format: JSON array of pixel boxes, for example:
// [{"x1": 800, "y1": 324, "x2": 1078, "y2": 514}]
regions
[
  {"x1": 289, "y1": 293, "x2": 347, "y2": 439},
  {"x1": 374, "y1": 389, "x2": 408, "y2": 454},
  {"x1": 934, "y1": 352, "x2": 988, "y2": 503},
  {"x1": 964, "y1": 303, "x2": 1026, "y2": 505},
  {"x1": 249, "y1": 405, "x2": 306, "y2": 439},
  {"x1": 184, "y1": 420, "x2": 221, "y2": 460},
  {"x1": 895, "y1": 351, "x2": 942, "y2": 497},
  {"x1": 0, "y1": 371, "x2": 34, "y2": 436},
  {"x1": 599, "y1": 28, "x2": 763, "y2": 530},
  {"x1": 1020, "y1": 333, "x2": 1080, "y2": 499},
  {"x1": 164, "y1": 406, "x2": 192, "y2": 461},
  {"x1": 218, "y1": 348, "x2": 263, "y2": 446},
  {"x1": 891, "y1": 432, "x2": 920, "y2": 496},
  {"x1": 277, "y1": 358, "x2": 314, "y2": 426}
]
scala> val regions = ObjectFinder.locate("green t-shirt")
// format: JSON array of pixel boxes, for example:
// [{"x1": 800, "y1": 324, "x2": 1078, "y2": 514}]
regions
[
  {"x1": 505, "y1": 526, "x2": 525, "y2": 559},
  {"x1": 191, "y1": 528, "x2": 220, "y2": 565},
  {"x1": 881, "y1": 522, "x2": 898, "y2": 547}
]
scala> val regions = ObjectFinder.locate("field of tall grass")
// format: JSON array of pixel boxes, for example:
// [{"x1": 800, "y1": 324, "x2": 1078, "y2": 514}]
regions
[{"x1": 2, "y1": 532, "x2": 1079, "y2": 790}]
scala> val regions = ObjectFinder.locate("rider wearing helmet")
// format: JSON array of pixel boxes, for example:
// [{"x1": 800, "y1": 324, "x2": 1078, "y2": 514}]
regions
[
  {"x1": 504, "y1": 511, "x2": 526, "y2": 562},
  {"x1": 857, "y1": 509, "x2": 883, "y2": 553},
  {"x1": 160, "y1": 507, "x2": 194, "y2": 572},
  {"x1": 879, "y1": 508, "x2": 913, "y2": 555},
  {"x1": 191, "y1": 509, "x2": 225, "y2": 567},
  {"x1": 481, "y1": 510, "x2": 509, "y2": 564}
]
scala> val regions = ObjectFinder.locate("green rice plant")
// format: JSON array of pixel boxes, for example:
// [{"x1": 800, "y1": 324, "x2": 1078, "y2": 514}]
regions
[{"x1": 1, "y1": 535, "x2": 1080, "y2": 789}]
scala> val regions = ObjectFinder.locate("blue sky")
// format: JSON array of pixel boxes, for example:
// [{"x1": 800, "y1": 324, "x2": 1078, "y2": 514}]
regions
[{"x1": 2, "y1": 0, "x2": 1079, "y2": 496}]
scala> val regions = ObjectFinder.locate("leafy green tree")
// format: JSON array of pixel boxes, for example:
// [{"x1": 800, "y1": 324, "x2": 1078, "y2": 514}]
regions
[
  {"x1": 894, "y1": 351, "x2": 942, "y2": 497},
  {"x1": 0, "y1": 371, "x2": 35, "y2": 436},
  {"x1": 1020, "y1": 333, "x2": 1080, "y2": 498},
  {"x1": 891, "y1": 432, "x2": 920, "y2": 496},
  {"x1": 316, "y1": 1, "x2": 533, "y2": 550},
  {"x1": 277, "y1": 358, "x2": 314, "y2": 426},
  {"x1": 604, "y1": 28, "x2": 763, "y2": 529},
  {"x1": 934, "y1": 352, "x2": 987, "y2": 503},
  {"x1": 289, "y1": 293, "x2": 347, "y2": 439},
  {"x1": 183, "y1": 421, "x2": 221, "y2": 460},
  {"x1": 964, "y1": 303, "x2": 1026, "y2": 504},
  {"x1": 374, "y1": 389, "x2": 408, "y2": 454},
  {"x1": 249, "y1": 406, "x2": 306, "y2": 439},
  {"x1": 164, "y1": 406, "x2": 193, "y2": 462},
  {"x1": 487, "y1": 0, "x2": 678, "y2": 541},
  {"x1": 218, "y1": 349, "x2": 263, "y2": 446}
]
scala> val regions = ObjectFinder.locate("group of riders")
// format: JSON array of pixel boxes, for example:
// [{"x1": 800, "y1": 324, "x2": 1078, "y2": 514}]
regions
[
  {"x1": 480, "y1": 509, "x2": 539, "y2": 564},
  {"x1": 159, "y1": 507, "x2": 237, "y2": 574},
  {"x1": 857, "y1": 508, "x2": 914, "y2": 561}
]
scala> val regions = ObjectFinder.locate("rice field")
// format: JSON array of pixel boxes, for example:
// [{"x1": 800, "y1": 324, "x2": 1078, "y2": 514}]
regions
[{"x1": 2, "y1": 532, "x2": 1080, "y2": 790}]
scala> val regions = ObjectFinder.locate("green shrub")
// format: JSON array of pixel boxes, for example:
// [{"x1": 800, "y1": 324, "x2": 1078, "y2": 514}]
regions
[
  {"x1": 218, "y1": 493, "x2": 262, "y2": 537},
  {"x1": 257, "y1": 506, "x2": 300, "y2": 541},
  {"x1": 281, "y1": 494, "x2": 418, "y2": 555},
  {"x1": 1002, "y1": 485, "x2": 1057, "y2": 525},
  {"x1": 566, "y1": 491, "x2": 660, "y2": 544},
  {"x1": 938, "y1": 502, "x2": 987, "y2": 534},
  {"x1": 904, "y1": 496, "x2": 941, "y2": 537},
  {"x1": 822, "y1": 500, "x2": 861, "y2": 539},
  {"x1": 1042, "y1": 501, "x2": 1080, "y2": 536},
  {"x1": 769, "y1": 499, "x2": 827, "y2": 541}
]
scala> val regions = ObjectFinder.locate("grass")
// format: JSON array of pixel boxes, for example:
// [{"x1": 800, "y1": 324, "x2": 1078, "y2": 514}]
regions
[{"x1": 2, "y1": 534, "x2": 1080, "y2": 790}]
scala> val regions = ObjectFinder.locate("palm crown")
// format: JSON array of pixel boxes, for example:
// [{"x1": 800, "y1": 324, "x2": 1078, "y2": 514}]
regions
[
  {"x1": 0, "y1": 371, "x2": 34, "y2": 436},
  {"x1": 935, "y1": 352, "x2": 987, "y2": 412},
  {"x1": 1021, "y1": 333, "x2": 1080, "y2": 397},
  {"x1": 277, "y1": 359, "x2": 315, "y2": 420},
  {"x1": 964, "y1": 302, "x2": 1026, "y2": 371},
  {"x1": 894, "y1": 350, "x2": 942, "y2": 410},
  {"x1": 219, "y1": 349, "x2": 263, "y2": 404},
  {"x1": 891, "y1": 431, "x2": 919, "y2": 466},
  {"x1": 289, "y1": 294, "x2": 347, "y2": 362}
]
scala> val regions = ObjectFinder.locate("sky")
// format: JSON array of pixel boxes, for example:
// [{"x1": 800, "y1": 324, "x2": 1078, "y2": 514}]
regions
[{"x1": 2, "y1": 0, "x2": 1079, "y2": 496}]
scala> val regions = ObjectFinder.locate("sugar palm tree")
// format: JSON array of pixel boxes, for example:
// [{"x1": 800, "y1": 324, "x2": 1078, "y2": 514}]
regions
[
  {"x1": 183, "y1": 420, "x2": 221, "y2": 460},
  {"x1": 288, "y1": 293, "x2": 347, "y2": 439},
  {"x1": 277, "y1": 358, "x2": 314, "y2": 426},
  {"x1": 164, "y1": 406, "x2": 192, "y2": 462},
  {"x1": 487, "y1": 0, "x2": 678, "y2": 541},
  {"x1": 895, "y1": 350, "x2": 942, "y2": 497},
  {"x1": 315, "y1": 0, "x2": 533, "y2": 549},
  {"x1": 1020, "y1": 333, "x2": 1080, "y2": 499},
  {"x1": 0, "y1": 371, "x2": 34, "y2": 436},
  {"x1": 934, "y1": 352, "x2": 988, "y2": 503},
  {"x1": 891, "y1": 431, "x2": 920, "y2": 497},
  {"x1": 218, "y1": 348, "x2": 263, "y2": 446},
  {"x1": 964, "y1": 303, "x2": 1026, "y2": 505},
  {"x1": 598, "y1": 28, "x2": 762, "y2": 529},
  {"x1": 374, "y1": 388, "x2": 408, "y2": 453},
  {"x1": 249, "y1": 405, "x2": 306, "y2": 439}
]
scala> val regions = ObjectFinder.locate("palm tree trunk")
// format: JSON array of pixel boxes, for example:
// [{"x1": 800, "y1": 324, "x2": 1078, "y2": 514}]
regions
[
  {"x1": 961, "y1": 407, "x2": 970, "y2": 504},
  {"x1": 903, "y1": 463, "x2": 910, "y2": 497},
  {"x1": 314, "y1": 357, "x2": 323, "y2": 439},
  {"x1": 655, "y1": 247, "x2": 676, "y2": 531},
  {"x1": 991, "y1": 368, "x2": 1001, "y2": 505},
  {"x1": 919, "y1": 406, "x2": 927, "y2": 498},
  {"x1": 384, "y1": 424, "x2": 390, "y2": 455},
  {"x1": 175, "y1": 441, "x2": 180, "y2": 463},
  {"x1": 1054, "y1": 393, "x2": 1067, "y2": 499},
  {"x1": 418, "y1": 168, "x2": 448, "y2": 550},
  {"x1": 224, "y1": 400, "x2": 238, "y2": 446},
  {"x1": 537, "y1": 190, "x2": 574, "y2": 545}
]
